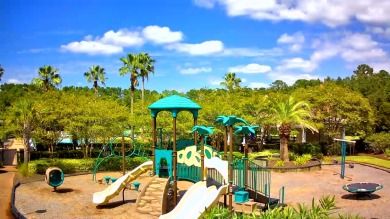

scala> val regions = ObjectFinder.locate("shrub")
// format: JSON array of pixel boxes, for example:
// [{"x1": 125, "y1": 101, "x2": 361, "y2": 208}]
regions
[
  {"x1": 385, "y1": 148, "x2": 390, "y2": 159},
  {"x1": 0, "y1": 160, "x2": 3, "y2": 167},
  {"x1": 248, "y1": 150, "x2": 279, "y2": 161},
  {"x1": 289, "y1": 142, "x2": 322, "y2": 155},
  {"x1": 322, "y1": 156, "x2": 333, "y2": 164},
  {"x1": 27, "y1": 156, "x2": 147, "y2": 175},
  {"x1": 289, "y1": 152, "x2": 297, "y2": 161},
  {"x1": 202, "y1": 195, "x2": 362, "y2": 219},
  {"x1": 293, "y1": 154, "x2": 311, "y2": 166},
  {"x1": 366, "y1": 132, "x2": 390, "y2": 154},
  {"x1": 274, "y1": 160, "x2": 285, "y2": 167},
  {"x1": 232, "y1": 151, "x2": 244, "y2": 159}
]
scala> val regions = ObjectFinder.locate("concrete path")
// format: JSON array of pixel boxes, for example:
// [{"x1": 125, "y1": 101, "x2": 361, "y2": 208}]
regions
[{"x1": 0, "y1": 166, "x2": 17, "y2": 219}]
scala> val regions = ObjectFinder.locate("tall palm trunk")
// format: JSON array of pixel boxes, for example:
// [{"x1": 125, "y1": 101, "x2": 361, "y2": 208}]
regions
[
  {"x1": 279, "y1": 125, "x2": 291, "y2": 161},
  {"x1": 142, "y1": 77, "x2": 145, "y2": 104},
  {"x1": 23, "y1": 124, "x2": 31, "y2": 166},
  {"x1": 93, "y1": 80, "x2": 98, "y2": 95}
]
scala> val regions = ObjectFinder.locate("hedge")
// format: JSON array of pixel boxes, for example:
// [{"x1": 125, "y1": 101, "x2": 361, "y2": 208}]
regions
[{"x1": 28, "y1": 156, "x2": 148, "y2": 175}]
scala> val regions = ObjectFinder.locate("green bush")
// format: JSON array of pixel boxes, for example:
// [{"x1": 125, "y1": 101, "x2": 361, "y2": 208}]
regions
[
  {"x1": 0, "y1": 160, "x2": 3, "y2": 167},
  {"x1": 232, "y1": 151, "x2": 244, "y2": 159},
  {"x1": 289, "y1": 151, "x2": 298, "y2": 161},
  {"x1": 293, "y1": 154, "x2": 312, "y2": 166},
  {"x1": 248, "y1": 150, "x2": 279, "y2": 161},
  {"x1": 274, "y1": 160, "x2": 285, "y2": 167},
  {"x1": 27, "y1": 156, "x2": 147, "y2": 175},
  {"x1": 202, "y1": 195, "x2": 362, "y2": 219},
  {"x1": 385, "y1": 148, "x2": 390, "y2": 158},
  {"x1": 289, "y1": 142, "x2": 322, "y2": 156},
  {"x1": 366, "y1": 132, "x2": 390, "y2": 154}
]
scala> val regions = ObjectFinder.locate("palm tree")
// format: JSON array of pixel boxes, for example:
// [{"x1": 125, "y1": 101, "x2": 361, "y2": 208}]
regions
[
  {"x1": 268, "y1": 96, "x2": 318, "y2": 161},
  {"x1": 10, "y1": 98, "x2": 37, "y2": 167},
  {"x1": 119, "y1": 53, "x2": 140, "y2": 115},
  {"x1": 31, "y1": 65, "x2": 62, "y2": 92},
  {"x1": 138, "y1": 52, "x2": 156, "y2": 104},
  {"x1": 220, "y1": 72, "x2": 241, "y2": 92},
  {"x1": 0, "y1": 64, "x2": 4, "y2": 82},
  {"x1": 84, "y1": 65, "x2": 107, "y2": 95}
]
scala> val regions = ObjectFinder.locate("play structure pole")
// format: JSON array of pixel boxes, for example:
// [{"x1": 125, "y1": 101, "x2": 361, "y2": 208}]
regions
[
  {"x1": 122, "y1": 133, "x2": 125, "y2": 176},
  {"x1": 341, "y1": 141, "x2": 346, "y2": 179},
  {"x1": 173, "y1": 117, "x2": 178, "y2": 206},
  {"x1": 201, "y1": 134, "x2": 205, "y2": 181},
  {"x1": 334, "y1": 138, "x2": 355, "y2": 179},
  {"x1": 224, "y1": 127, "x2": 228, "y2": 160},
  {"x1": 228, "y1": 125, "x2": 233, "y2": 212},
  {"x1": 152, "y1": 118, "x2": 157, "y2": 175},
  {"x1": 194, "y1": 118, "x2": 198, "y2": 145},
  {"x1": 244, "y1": 135, "x2": 248, "y2": 190}
]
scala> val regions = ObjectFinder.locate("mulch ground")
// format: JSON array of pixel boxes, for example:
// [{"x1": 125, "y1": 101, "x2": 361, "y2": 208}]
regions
[{"x1": 9, "y1": 164, "x2": 390, "y2": 219}]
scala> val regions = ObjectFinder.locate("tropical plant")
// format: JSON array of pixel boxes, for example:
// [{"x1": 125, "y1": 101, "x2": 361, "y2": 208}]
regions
[
  {"x1": 274, "y1": 160, "x2": 285, "y2": 167},
  {"x1": 31, "y1": 65, "x2": 62, "y2": 92},
  {"x1": 365, "y1": 132, "x2": 390, "y2": 154},
  {"x1": 84, "y1": 65, "x2": 106, "y2": 95},
  {"x1": 0, "y1": 64, "x2": 4, "y2": 81},
  {"x1": 268, "y1": 96, "x2": 318, "y2": 161},
  {"x1": 6, "y1": 97, "x2": 37, "y2": 166},
  {"x1": 138, "y1": 52, "x2": 156, "y2": 104},
  {"x1": 119, "y1": 53, "x2": 140, "y2": 115},
  {"x1": 220, "y1": 72, "x2": 241, "y2": 92}
]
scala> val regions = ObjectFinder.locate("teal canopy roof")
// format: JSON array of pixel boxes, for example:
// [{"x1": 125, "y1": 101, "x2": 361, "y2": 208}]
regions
[{"x1": 148, "y1": 95, "x2": 202, "y2": 118}]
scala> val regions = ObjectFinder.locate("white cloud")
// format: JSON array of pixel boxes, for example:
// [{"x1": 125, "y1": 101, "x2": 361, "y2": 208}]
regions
[
  {"x1": 277, "y1": 32, "x2": 305, "y2": 52},
  {"x1": 209, "y1": 78, "x2": 223, "y2": 85},
  {"x1": 60, "y1": 41, "x2": 123, "y2": 55},
  {"x1": 310, "y1": 32, "x2": 389, "y2": 64},
  {"x1": 341, "y1": 48, "x2": 387, "y2": 62},
  {"x1": 142, "y1": 26, "x2": 183, "y2": 44},
  {"x1": 248, "y1": 82, "x2": 269, "y2": 89},
  {"x1": 195, "y1": 0, "x2": 390, "y2": 28},
  {"x1": 179, "y1": 67, "x2": 212, "y2": 74},
  {"x1": 166, "y1": 40, "x2": 224, "y2": 55},
  {"x1": 277, "y1": 58, "x2": 317, "y2": 72},
  {"x1": 7, "y1": 79, "x2": 23, "y2": 84},
  {"x1": 193, "y1": 0, "x2": 217, "y2": 8},
  {"x1": 99, "y1": 29, "x2": 144, "y2": 47},
  {"x1": 366, "y1": 26, "x2": 390, "y2": 38},
  {"x1": 222, "y1": 47, "x2": 282, "y2": 57},
  {"x1": 268, "y1": 72, "x2": 322, "y2": 85},
  {"x1": 228, "y1": 63, "x2": 271, "y2": 74}
]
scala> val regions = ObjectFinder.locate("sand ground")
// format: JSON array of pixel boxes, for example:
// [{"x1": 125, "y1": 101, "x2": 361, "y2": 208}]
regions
[{"x1": 11, "y1": 164, "x2": 390, "y2": 219}]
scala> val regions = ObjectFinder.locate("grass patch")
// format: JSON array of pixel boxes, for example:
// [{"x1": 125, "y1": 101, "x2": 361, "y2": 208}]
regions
[{"x1": 335, "y1": 155, "x2": 390, "y2": 169}]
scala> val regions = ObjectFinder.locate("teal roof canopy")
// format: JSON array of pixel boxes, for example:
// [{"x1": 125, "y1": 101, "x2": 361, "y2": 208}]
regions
[{"x1": 148, "y1": 95, "x2": 202, "y2": 118}]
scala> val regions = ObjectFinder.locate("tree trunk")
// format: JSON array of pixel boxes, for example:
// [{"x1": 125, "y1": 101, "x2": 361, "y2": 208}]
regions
[
  {"x1": 142, "y1": 78, "x2": 145, "y2": 104},
  {"x1": 280, "y1": 136, "x2": 289, "y2": 161},
  {"x1": 23, "y1": 124, "x2": 30, "y2": 165}
]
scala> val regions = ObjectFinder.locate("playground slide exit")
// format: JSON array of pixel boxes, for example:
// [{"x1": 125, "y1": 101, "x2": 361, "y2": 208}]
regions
[
  {"x1": 93, "y1": 160, "x2": 153, "y2": 205},
  {"x1": 159, "y1": 181, "x2": 228, "y2": 219}
]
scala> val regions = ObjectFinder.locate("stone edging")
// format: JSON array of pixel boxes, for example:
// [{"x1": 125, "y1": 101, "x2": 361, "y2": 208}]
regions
[{"x1": 11, "y1": 182, "x2": 27, "y2": 219}]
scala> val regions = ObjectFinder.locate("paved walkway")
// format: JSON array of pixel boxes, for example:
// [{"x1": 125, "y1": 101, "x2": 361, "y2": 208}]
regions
[{"x1": 0, "y1": 166, "x2": 17, "y2": 219}]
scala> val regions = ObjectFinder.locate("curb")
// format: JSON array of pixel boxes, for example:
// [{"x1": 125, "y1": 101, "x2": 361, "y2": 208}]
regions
[{"x1": 11, "y1": 182, "x2": 26, "y2": 219}]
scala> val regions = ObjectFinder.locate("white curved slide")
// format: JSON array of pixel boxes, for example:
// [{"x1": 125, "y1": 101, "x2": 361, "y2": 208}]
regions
[
  {"x1": 93, "y1": 160, "x2": 153, "y2": 205},
  {"x1": 159, "y1": 181, "x2": 228, "y2": 219}
]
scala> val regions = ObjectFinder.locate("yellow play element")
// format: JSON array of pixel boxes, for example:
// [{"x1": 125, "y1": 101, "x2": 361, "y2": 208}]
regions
[
  {"x1": 177, "y1": 145, "x2": 220, "y2": 167},
  {"x1": 92, "y1": 161, "x2": 153, "y2": 205}
]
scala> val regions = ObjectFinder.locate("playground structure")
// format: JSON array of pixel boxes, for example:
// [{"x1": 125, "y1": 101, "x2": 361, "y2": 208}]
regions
[
  {"x1": 92, "y1": 95, "x2": 282, "y2": 218},
  {"x1": 92, "y1": 132, "x2": 148, "y2": 181},
  {"x1": 45, "y1": 167, "x2": 64, "y2": 191},
  {"x1": 343, "y1": 182, "x2": 384, "y2": 196}
]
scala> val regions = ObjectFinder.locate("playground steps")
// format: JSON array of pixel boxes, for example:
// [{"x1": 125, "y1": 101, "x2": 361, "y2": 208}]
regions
[
  {"x1": 247, "y1": 189, "x2": 280, "y2": 209},
  {"x1": 234, "y1": 199, "x2": 266, "y2": 214},
  {"x1": 136, "y1": 176, "x2": 170, "y2": 217}
]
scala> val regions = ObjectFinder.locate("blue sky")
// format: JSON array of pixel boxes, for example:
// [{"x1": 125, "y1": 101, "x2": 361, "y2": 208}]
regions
[{"x1": 1, "y1": 0, "x2": 390, "y2": 92}]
